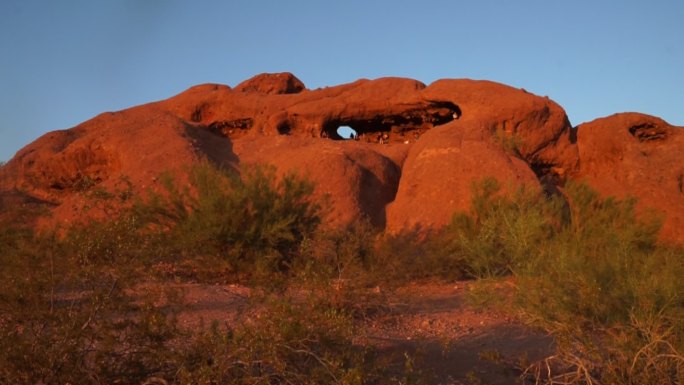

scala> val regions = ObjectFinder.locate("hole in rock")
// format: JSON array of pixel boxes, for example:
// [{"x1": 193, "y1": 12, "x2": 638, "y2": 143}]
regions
[
  {"x1": 530, "y1": 160, "x2": 567, "y2": 197},
  {"x1": 628, "y1": 123, "x2": 668, "y2": 142},
  {"x1": 336, "y1": 126, "x2": 357, "y2": 140},
  {"x1": 277, "y1": 121, "x2": 291, "y2": 135},
  {"x1": 208, "y1": 118, "x2": 254, "y2": 137},
  {"x1": 321, "y1": 101, "x2": 461, "y2": 142}
]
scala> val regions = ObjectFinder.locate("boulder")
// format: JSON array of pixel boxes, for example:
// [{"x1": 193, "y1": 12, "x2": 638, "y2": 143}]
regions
[
  {"x1": 234, "y1": 72, "x2": 306, "y2": 95},
  {"x1": 575, "y1": 113, "x2": 684, "y2": 243},
  {"x1": 422, "y1": 79, "x2": 578, "y2": 178},
  {"x1": 233, "y1": 135, "x2": 400, "y2": 228},
  {"x1": 0, "y1": 105, "x2": 237, "y2": 226},
  {"x1": 386, "y1": 120, "x2": 539, "y2": 232}
]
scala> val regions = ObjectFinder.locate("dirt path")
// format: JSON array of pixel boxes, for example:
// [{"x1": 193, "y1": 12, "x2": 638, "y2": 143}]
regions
[{"x1": 170, "y1": 280, "x2": 554, "y2": 384}]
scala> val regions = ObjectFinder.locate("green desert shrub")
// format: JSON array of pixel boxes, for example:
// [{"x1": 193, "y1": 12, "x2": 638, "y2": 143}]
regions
[
  {"x1": 174, "y1": 297, "x2": 381, "y2": 385},
  {"x1": 0, "y1": 227, "x2": 180, "y2": 385},
  {"x1": 493, "y1": 127, "x2": 524, "y2": 157},
  {"x1": 515, "y1": 182, "x2": 667, "y2": 327},
  {"x1": 439, "y1": 177, "x2": 683, "y2": 383},
  {"x1": 298, "y1": 218, "x2": 377, "y2": 281},
  {"x1": 297, "y1": 218, "x2": 449, "y2": 293},
  {"x1": 515, "y1": 183, "x2": 683, "y2": 384},
  {"x1": 136, "y1": 162, "x2": 322, "y2": 277},
  {"x1": 62, "y1": 213, "x2": 156, "y2": 270},
  {"x1": 0, "y1": 216, "x2": 32, "y2": 261},
  {"x1": 432, "y1": 178, "x2": 558, "y2": 279},
  {"x1": 0, "y1": 192, "x2": 50, "y2": 260}
]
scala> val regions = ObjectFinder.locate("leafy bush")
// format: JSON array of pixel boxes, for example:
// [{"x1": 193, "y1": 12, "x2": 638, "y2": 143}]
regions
[
  {"x1": 136, "y1": 162, "x2": 322, "y2": 277},
  {"x1": 437, "y1": 177, "x2": 683, "y2": 383},
  {"x1": 299, "y1": 217, "x2": 470, "y2": 286},
  {"x1": 493, "y1": 127, "x2": 523, "y2": 157},
  {"x1": 431, "y1": 178, "x2": 557, "y2": 279},
  {"x1": 298, "y1": 219, "x2": 377, "y2": 281},
  {"x1": 0, "y1": 226, "x2": 180, "y2": 385},
  {"x1": 516, "y1": 182, "x2": 667, "y2": 327},
  {"x1": 515, "y1": 184, "x2": 683, "y2": 384},
  {"x1": 174, "y1": 297, "x2": 380, "y2": 385},
  {"x1": 63, "y1": 213, "x2": 152, "y2": 269}
]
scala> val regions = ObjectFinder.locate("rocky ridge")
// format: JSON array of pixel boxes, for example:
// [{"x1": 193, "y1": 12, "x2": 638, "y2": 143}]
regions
[{"x1": 1, "y1": 72, "x2": 682, "y2": 243}]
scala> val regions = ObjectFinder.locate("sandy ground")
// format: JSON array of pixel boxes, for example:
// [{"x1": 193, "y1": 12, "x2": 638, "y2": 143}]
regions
[{"x1": 166, "y1": 280, "x2": 554, "y2": 385}]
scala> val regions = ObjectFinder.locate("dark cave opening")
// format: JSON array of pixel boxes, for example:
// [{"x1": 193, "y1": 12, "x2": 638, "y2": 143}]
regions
[
  {"x1": 207, "y1": 118, "x2": 254, "y2": 137},
  {"x1": 321, "y1": 101, "x2": 461, "y2": 142},
  {"x1": 530, "y1": 160, "x2": 567, "y2": 198},
  {"x1": 628, "y1": 123, "x2": 668, "y2": 142}
]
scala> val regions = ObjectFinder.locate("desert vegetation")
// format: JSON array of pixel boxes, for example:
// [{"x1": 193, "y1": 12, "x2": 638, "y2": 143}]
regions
[
  {"x1": 0, "y1": 161, "x2": 682, "y2": 384},
  {"x1": 434, "y1": 179, "x2": 684, "y2": 384}
]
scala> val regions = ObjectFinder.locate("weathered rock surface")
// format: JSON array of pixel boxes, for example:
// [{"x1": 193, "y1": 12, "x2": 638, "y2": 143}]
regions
[
  {"x1": 0, "y1": 72, "x2": 681, "y2": 244},
  {"x1": 234, "y1": 72, "x2": 306, "y2": 95},
  {"x1": 386, "y1": 79, "x2": 576, "y2": 232},
  {"x1": 422, "y1": 79, "x2": 578, "y2": 176},
  {"x1": 232, "y1": 135, "x2": 401, "y2": 228},
  {"x1": 386, "y1": 122, "x2": 540, "y2": 232},
  {"x1": 576, "y1": 113, "x2": 684, "y2": 243},
  {"x1": 0, "y1": 105, "x2": 237, "y2": 225}
]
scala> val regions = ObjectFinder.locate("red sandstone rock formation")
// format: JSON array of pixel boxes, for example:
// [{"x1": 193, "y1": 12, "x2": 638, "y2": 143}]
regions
[
  {"x1": 385, "y1": 122, "x2": 540, "y2": 232},
  {"x1": 234, "y1": 72, "x2": 306, "y2": 95},
  {"x1": 0, "y1": 72, "x2": 681, "y2": 244},
  {"x1": 575, "y1": 113, "x2": 684, "y2": 244}
]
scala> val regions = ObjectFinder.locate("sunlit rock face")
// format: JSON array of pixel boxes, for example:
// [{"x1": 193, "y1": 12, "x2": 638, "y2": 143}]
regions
[
  {"x1": 575, "y1": 113, "x2": 684, "y2": 244},
  {"x1": 3, "y1": 72, "x2": 681, "y2": 244}
]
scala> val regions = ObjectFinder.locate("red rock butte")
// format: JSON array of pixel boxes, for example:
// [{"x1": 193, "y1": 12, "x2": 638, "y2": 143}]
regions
[{"x1": 1, "y1": 73, "x2": 682, "y2": 243}]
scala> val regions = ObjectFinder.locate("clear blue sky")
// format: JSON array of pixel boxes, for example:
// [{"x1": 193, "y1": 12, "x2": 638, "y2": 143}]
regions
[{"x1": 1, "y1": 0, "x2": 683, "y2": 161}]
